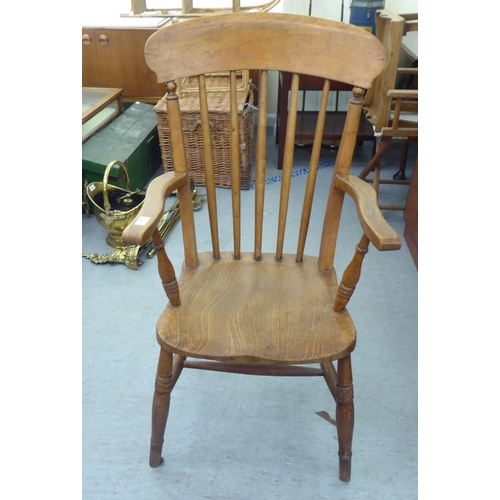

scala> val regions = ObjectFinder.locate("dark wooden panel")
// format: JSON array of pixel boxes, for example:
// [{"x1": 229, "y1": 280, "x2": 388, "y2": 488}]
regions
[
  {"x1": 404, "y1": 156, "x2": 418, "y2": 269},
  {"x1": 82, "y1": 28, "x2": 167, "y2": 103}
]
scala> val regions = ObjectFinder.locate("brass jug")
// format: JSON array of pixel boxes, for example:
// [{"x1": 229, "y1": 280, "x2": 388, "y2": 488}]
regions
[{"x1": 86, "y1": 160, "x2": 145, "y2": 248}]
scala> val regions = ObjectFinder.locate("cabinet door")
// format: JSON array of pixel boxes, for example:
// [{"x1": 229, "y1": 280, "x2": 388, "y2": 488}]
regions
[
  {"x1": 404, "y1": 156, "x2": 418, "y2": 269},
  {"x1": 82, "y1": 28, "x2": 166, "y2": 103},
  {"x1": 82, "y1": 30, "x2": 100, "y2": 85}
]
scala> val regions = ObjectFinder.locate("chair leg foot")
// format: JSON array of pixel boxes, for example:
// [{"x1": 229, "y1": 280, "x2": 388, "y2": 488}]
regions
[
  {"x1": 393, "y1": 141, "x2": 410, "y2": 180},
  {"x1": 338, "y1": 453, "x2": 352, "y2": 482},
  {"x1": 336, "y1": 355, "x2": 354, "y2": 482},
  {"x1": 149, "y1": 348, "x2": 173, "y2": 468},
  {"x1": 149, "y1": 446, "x2": 164, "y2": 468}
]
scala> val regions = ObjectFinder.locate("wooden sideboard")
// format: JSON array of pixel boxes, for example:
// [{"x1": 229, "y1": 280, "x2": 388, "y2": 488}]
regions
[
  {"x1": 83, "y1": 26, "x2": 260, "y2": 105},
  {"x1": 276, "y1": 72, "x2": 376, "y2": 170},
  {"x1": 404, "y1": 156, "x2": 418, "y2": 269},
  {"x1": 82, "y1": 27, "x2": 166, "y2": 104}
]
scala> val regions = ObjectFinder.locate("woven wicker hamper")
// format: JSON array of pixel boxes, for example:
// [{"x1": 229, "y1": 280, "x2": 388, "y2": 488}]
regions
[{"x1": 154, "y1": 76, "x2": 254, "y2": 190}]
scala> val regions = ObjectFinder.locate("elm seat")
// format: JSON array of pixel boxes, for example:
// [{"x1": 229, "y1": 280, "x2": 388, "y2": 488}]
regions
[{"x1": 157, "y1": 253, "x2": 356, "y2": 364}]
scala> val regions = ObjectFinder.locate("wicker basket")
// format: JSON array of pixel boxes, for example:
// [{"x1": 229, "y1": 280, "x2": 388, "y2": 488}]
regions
[
  {"x1": 177, "y1": 71, "x2": 249, "y2": 97},
  {"x1": 155, "y1": 76, "x2": 254, "y2": 190}
]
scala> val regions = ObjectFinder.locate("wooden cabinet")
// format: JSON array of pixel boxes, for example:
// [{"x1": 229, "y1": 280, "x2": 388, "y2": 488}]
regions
[
  {"x1": 82, "y1": 27, "x2": 166, "y2": 104},
  {"x1": 276, "y1": 72, "x2": 376, "y2": 169},
  {"x1": 82, "y1": 87, "x2": 123, "y2": 143},
  {"x1": 404, "y1": 156, "x2": 418, "y2": 269}
]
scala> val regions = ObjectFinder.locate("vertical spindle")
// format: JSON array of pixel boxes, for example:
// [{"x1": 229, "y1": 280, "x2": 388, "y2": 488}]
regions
[
  {"x1": 254, "y1": 70, "x2": 268, "y2": 260},
  {"x1": 229, "y1": 70, "x2": 241, "y2": 259},
  {"x1": 296, "y1": 78, "x2": 330, "y2": 262},
  {"x1": 198, "y1": 73, "x2": 220, "y2": 259},
  {"x1": 276, "y1": 72, "x2": 299, "y2": 260}
]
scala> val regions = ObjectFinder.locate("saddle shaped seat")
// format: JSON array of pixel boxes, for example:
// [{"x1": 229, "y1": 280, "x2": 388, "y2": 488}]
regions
[{"x1": 157, "y1": 252, "x2": 356, "y2": 364}]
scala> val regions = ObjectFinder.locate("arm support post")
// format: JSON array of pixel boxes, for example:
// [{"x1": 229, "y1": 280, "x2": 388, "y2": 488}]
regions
[
  {"x1": 334, "y1": 234, "x2": 369, "y2": 312},
  {"x1": 122, "y1": 171, "x2": 187, "y2": 305}
]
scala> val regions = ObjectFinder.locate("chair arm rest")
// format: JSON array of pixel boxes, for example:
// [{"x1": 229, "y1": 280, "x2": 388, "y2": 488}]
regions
[
  {"x1": 397, "y1": 68, "x2": 418, "y2": 75},
  {"x1": 387, "y1": 89, "x2": 418, "y2": 99},
  {"x1": 334, "y1": 174, "x2": 401, "y2": 251},
  {"x1": 122, "y1": 171, "x2": 187, "y2": 246}
]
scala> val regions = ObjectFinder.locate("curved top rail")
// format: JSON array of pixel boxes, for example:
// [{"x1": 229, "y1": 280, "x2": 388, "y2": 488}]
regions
[{"x1": 144, "y1": 13, "x2": 386, "y2": 88}]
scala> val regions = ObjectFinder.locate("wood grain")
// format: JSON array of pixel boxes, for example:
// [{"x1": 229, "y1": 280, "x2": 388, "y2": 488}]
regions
[
  {"x1": 334, "y1": 234, "x2": 370, "y2": 312},
  {"x1": 164, "y1": 80, "x2": 198, "y2": 267},
  {"x1": 82, "y1": 27, "x2": 166, "y2": 103},
  {"x1": 183, "y1": 361, "x2": 324, "y2": 376},
  {"x1": 334, "y1": 175, "x2": 401, "y2": 251},
  {"x1": 198, "y1": 73, "x2": 220, "y2": 259},
  {"x1": 230, "y1": 71, "x2": 241, "y2": 259},
  {"x1": 121, "y1": 171, "x2": 187, "y2": 247},
  {"x1": 297, "y1": 78, "x2": 330, "y2": 262},
  {"x1": 152, "y1": 228, "x2": 181, "y2": 306},
  {"x1": 276, "y1": 73, "x2": 299, "y2": 261},
  {"x1": 336, "y1": 354, "x2": 354, "y2": 482},
  {"x1": 254, "y1": 69, "x2": 268, "y2": 261},
  {"x1": 363, "y1": 11, "x2": 406, "y2": 133},
  {"x1": 145, "y1": 13, "x2": 386, "y2": 88},
  {"x1": 149, "y1": 348, "x2": 173, "y2": 467},
  {"x1": 318, "y1": 88, "x2": 365, "y2": 271},
  {"x1": 138, "y1": 13, "x2": 400, "y2": 483},
  {"x1": 156, "y1": 253, "x2": 356, "y2": 364}
]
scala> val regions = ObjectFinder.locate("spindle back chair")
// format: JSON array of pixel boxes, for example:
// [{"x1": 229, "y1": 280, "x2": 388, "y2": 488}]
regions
[
  {"x1": 122, "y1": 13, "x2": 401, "y2": 483},
  {"x1": 359, "y1": 10, "x2": 419, "y2": 209}
]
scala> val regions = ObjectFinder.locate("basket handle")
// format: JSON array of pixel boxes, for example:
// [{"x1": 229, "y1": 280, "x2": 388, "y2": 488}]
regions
[{"x1": 102, "y1": 160, "x2": 132, "y2": 214}]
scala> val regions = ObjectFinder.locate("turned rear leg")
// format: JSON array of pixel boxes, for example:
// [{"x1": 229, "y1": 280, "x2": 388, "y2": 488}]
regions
[
  {"x1": 150, "y1": 348, "x2": 173, "y2": 467},
  {"x1": 336, "y1": 355, "x2": 354, "y2": 482},
  {"x1": 393, "y1": 141, "x2": 410, "y2": 180}
]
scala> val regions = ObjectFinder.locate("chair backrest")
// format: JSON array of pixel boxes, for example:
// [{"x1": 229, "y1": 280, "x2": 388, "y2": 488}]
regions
[
  {"x1": 362, "y1": 10, "x2": 406, "y2": 133},
  {"x1": 145, "y1": 13, "x2": 386, "y2": 271},
  {"x1": 393, "y1": 13, "x2": 418, "y2": 130}
]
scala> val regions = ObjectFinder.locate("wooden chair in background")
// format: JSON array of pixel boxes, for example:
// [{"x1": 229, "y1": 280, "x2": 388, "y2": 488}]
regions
[
  {"x1": 122, "y1": 13, "x2": 401, "y2": 483},
  {"x1": 359, "y1": 10, "x2": 418, "y2": 210}
]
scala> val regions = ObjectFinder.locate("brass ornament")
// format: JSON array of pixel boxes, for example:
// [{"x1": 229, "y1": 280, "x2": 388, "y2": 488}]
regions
[
  {"x1": 85, "y1": 160, "x2": 145, "y2": 248},
  {"x1": 83, "y1": 160, "x2": 204, "y2": 270},
  {"x1": 83, "y1": 246, "x2": 142, "y2": 271}
]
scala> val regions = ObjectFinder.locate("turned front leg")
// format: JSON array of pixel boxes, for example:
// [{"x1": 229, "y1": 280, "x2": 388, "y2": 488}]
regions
[
  {"x1": 336, "y1": 355, "x2": 354, "y2": 482},
  {"x1": 150, "y1": 348, "x2": 173, "y2": 467}
]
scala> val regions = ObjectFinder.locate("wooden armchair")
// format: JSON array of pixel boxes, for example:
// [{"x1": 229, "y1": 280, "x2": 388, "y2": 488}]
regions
[
  {"x1": 122, "y1": 13, "x2": 401, "y2": 483},
  {"x1": 359, "y1": 10, "x2": 418, "y2": 210}
]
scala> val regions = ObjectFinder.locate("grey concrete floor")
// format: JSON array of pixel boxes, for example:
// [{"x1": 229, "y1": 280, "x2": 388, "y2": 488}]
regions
[{"x1": 82, "y1": 133, "x2": 417, "y2": 499}]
